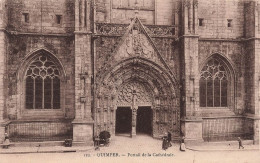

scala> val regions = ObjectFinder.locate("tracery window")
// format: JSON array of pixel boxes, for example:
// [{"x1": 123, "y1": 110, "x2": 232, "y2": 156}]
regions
[
  {"x1": 25, "y1": 55, "x2": 60, "y2": 109},
  {"x1": 200, "y1": 58, "x2": 228, "y2": 107}
]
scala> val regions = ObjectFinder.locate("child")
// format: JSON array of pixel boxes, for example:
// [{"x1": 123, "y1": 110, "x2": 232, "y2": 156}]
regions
[
  {"x1": 180, "y1": 136, "x2": 186, "y2": 151},
  {"x1": 3, "y1": 133, "x2": 10, "y2": 149}
]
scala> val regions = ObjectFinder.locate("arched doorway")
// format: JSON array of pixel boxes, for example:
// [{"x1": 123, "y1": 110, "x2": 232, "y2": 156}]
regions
[
  {"x1": 116, "y1": 107, "x2": 132, "y2": 135},
  {"x1": 95, "y1": 58, "x2": 180, "y2": 139},
  {"x1": 137, "y1": 106, "x2": 153, "y2": 135}
]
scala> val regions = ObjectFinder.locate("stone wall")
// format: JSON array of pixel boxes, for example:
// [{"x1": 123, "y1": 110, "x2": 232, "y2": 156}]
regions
[
  {"x1": 254, "y1": 39, "x2": 260, "y2": 115},
  {"x1": 8, "y1": 121, "x2": 73, "y2": 141},
  {"x1": 244, "y1": 40, "x2": 255, "y2": 114},
  {"x1": 198, "y1": 0, "x2": 244, "y2": 39},
  {"x1": 0, "y1": 0, "x2": 8, "y2": 143},
  {"x1": 203, "y1": 117, "x2": 253, "y2": 141},
  {"x1": 0, "y1": 0, "x2": 8, "y2": 28},
  {"x1": 244, "y1": 39, "x2": 260, "y2": 115},
  {"x1": 156, "y1": 0, "x2": 175, "y2": 25},
  {"x1": 95, "y1": 0, "x2": 176, "y2": 25},
  {"x1": 7, "y1": 0, "x2": 74, "y2": 33}
]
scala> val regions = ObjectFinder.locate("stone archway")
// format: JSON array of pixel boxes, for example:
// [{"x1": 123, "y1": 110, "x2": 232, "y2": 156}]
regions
[
  {"x1": 116, "y1": 80, "x2": 153, "y2": 136},
  {"x1": 116, "y1": 107, "x2": 132, "y2": 135},
  {"x1": 94, "y1": 58, "x2": 180, "y2": 138},
  {"x1": 136, "y1": 106, "x2": 153, "y2": 135}
]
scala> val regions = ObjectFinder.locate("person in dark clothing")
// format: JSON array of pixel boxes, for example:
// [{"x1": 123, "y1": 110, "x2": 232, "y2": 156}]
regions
[
  {"x1": 238, "y1": 137, "x2": 244, "y2": 149},
  {"x1": 162, "y1": 133, "x2": 168, "y2": 150},
  {"x1": 162, "y1": 136, "x2": 168, "y2": 150},
  {"x1": 93, "y1": 135, "x2": 100, "y2": 150},
  {"x1": 167, "y1": 132, "x2": 172, "y2": 147},
  {"x1": 2, "y1": 133, "x2": 10, "y2": 149}
]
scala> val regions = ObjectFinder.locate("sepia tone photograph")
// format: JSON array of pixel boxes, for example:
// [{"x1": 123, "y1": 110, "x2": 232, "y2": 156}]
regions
[{"x1": 0, "y1": 0, "x2": 260, "y2": 162}]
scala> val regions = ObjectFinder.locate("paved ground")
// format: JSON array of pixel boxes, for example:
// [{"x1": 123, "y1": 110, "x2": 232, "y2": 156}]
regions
[{"x1": 1, "y1": 134, "x2": 260, "y2": 163}]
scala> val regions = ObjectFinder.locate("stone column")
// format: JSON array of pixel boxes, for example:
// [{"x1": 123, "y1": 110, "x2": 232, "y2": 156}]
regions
[
  {"x1": 0, "y1": 31, "x2": 6, "y2": 143},
  {"x1": 244, "y1": 1, "x2": 260, "y2": 144},
  {"x1": 0, "y1": 0, "x2": 7, "y2": 144},
  {"x1": 180, "y1": 0, "x2": 203, "y2": 143},
  {"x1": 131, "y1": 107, "x2": 137, "y2": 137},
  {"x1": 73, "y1": 0, "x2": 94, "y2": 145}
]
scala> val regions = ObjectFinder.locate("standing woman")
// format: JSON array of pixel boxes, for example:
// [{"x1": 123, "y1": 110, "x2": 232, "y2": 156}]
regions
[
  {"x1": 167, "y1": 132, "x2": 172, "y2": 147},
  {"x1": 3, "y1": 133, "x2": 10, "y2": 149},
  {"x1": 162, "y1": 133, "x2": 168, "y2": 150},
  {"x1": 180, "y1": 136, "x2": 186, "y2": 151}
]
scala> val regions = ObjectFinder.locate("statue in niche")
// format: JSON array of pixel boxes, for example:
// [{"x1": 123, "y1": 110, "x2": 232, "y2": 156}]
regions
[{"x1": 125, "y1": 26, "x2": 154, "y2": 59}]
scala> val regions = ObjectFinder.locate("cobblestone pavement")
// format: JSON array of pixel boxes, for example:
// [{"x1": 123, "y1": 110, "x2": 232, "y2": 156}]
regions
[{"x1": 1, "y1": 134, "x2": 260, "y2": 163}]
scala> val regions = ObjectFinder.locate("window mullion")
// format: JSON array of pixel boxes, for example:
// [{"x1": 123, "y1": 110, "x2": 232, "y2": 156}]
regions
[
  {"x1": 42, "y1": 78, "x2": 44, "y2": 109},
  {"x1": 33, "y1": 78, "x2": 35, "y2": 109},
  {"x1": 220, "y1": 79, "x2": 222, "y2": 107},
  {"x1": 213, "y1": 77, "x2": 214, "y2": 107},
  {"x1": 51, "y1": 78, "x2": 53, "y2": 109},
  {"x1": 206, "y1": 79, "x2": 208, "y2": 107}
]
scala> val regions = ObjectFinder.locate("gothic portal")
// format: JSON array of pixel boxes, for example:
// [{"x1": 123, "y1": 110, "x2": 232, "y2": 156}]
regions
[
  {"x1": 94, "y1": 18, "x2": 180, "y2": 138},
  {"x1": 1, "y1": 0, "x2": 260, "y2": 146}
]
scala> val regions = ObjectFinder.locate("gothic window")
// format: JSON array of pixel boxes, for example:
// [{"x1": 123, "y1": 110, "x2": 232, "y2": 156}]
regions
[
  {"x1": 200, "y1": 58, "x2": 228, "y2": 107},
  {"x1": 25, "y1": 55, "x2": 61, "y2": 109}
]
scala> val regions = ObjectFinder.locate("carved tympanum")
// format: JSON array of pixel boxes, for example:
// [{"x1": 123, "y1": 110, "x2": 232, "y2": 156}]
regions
[{"x1": 117, "y1": 81, "x2": 152, "y2": 106}]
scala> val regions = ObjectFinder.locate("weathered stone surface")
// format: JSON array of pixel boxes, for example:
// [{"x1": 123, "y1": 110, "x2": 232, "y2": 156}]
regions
[{"x1": 0, "y1": 0, "x2": 260, "y2": 145}]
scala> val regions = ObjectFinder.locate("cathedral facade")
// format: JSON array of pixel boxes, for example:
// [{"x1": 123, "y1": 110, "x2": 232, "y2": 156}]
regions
[{"x1": 0, "y1": 0, "x2": 259, "y2": 145}]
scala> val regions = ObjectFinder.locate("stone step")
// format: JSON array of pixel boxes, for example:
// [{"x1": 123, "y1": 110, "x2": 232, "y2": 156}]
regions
[
  {"x1": 9, "y1": 141, "x2": 64, "y2": 147},
  {"x1": 184, "y1": 139, "x2": 254, "y2": 146},
  {"x1": 202, "y1": 139, "x2": 254, "y2": 146},
  {"x1": 8, "y1": 140, "x2": 94, "y2": 147}
]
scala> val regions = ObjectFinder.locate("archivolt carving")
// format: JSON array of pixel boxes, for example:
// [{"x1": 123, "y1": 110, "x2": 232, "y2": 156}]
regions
[{"x1": 95, "y1": 57, "x2": 180, "y2": 137}]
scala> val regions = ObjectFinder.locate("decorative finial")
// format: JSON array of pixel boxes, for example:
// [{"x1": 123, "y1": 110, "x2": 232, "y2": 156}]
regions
[{"x1": 134, "y1": 0, "x2": 139, "y2": 16}]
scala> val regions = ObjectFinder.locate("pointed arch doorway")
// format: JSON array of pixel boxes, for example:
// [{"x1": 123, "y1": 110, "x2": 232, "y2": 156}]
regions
[
  {"x1": 136, "y1": 106, "x2": 153, "y2": 135},
  {"x1": 95, "y1": 58, "x2": 180, "y2": 139},
  {"x1": 115, "y1": 81, "x2": 153, "y2": 137},
  {"x1": 115, "y1": 107, "x2": 132, "y2": 135},
  {"x1": 115, "y1": 106, "x2": 153, "y2": 137}
]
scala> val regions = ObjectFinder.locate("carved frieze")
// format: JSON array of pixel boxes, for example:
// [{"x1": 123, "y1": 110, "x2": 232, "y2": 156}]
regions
[
  {"x1": 95, "y1": 23, "x2": 177, "y2": 38},
  {"x1": 144, "y1": 25, "x2": 176, "y2": 37},
  {"x1": 96, "y1": 23, "x2": 129, "y2": 36}
]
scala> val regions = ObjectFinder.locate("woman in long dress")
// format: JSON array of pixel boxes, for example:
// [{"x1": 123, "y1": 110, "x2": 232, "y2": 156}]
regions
[
  {"x1": 162, "y1": 133, "x2": 168, "y2": 150},
  {"x1": 167, "y1": 132, "x2": 172, "y2": 147},
  {"x1": 3, "y1": 133, "x2": 10, "y2": 149}
]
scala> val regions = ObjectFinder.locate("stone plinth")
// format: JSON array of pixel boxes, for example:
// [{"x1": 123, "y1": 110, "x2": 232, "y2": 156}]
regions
[
  {"x1": 246, "y1": 114, "x2": 260, "y2": 145},
  {"x1": 253, "y1": 119, "x2": 259, "y2": 144},
  {"x1": 72, "y1": 119, "x2": 94, "y2": 146},
  {"x1": 0, "y1": 126, "x2": 5, "y2": 144},
  {"x1": 181, "y1": 118, "x2": 203, "y2": 144}
]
